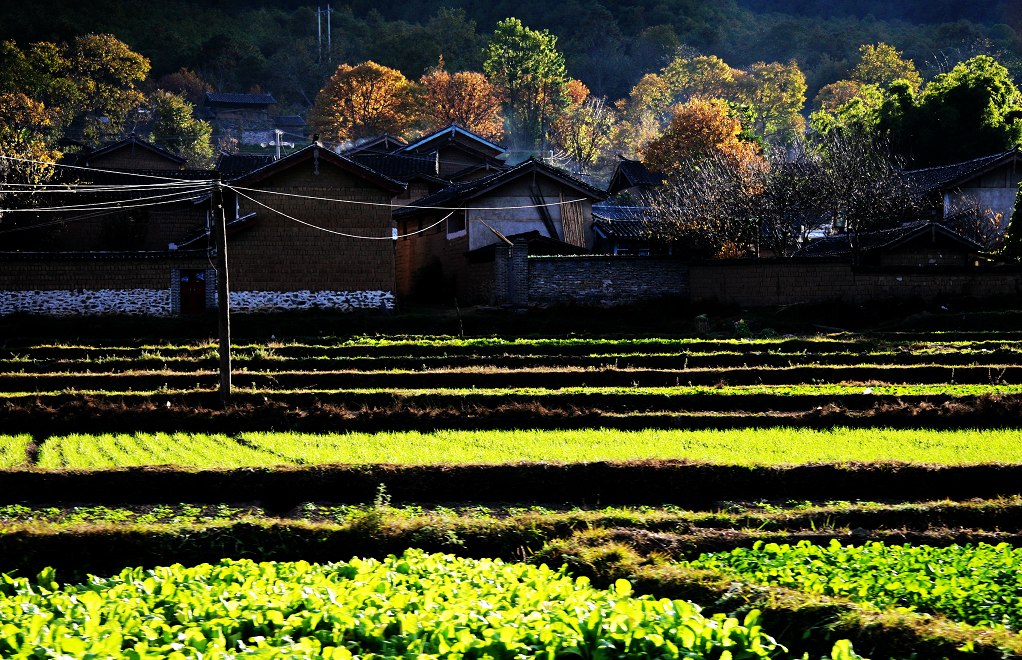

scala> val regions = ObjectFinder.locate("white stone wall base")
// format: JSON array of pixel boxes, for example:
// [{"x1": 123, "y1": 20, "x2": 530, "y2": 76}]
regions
[
  {"x1": 228, "y1": 290, "x2": 394, "y2": 313},
  {"x1": 0, "y1": 289, "x2": 172, "y2": 316}
]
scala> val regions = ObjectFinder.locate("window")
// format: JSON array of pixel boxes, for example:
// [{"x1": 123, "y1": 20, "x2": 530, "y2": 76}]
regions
[{"x1": 447, "y1": 211, "x2": 466, "y2": 238}]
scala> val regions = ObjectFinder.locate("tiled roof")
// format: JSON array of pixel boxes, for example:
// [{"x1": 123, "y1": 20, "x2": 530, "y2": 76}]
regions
[
  {"x1": 348, "y1": 152, "x2": 438, "y2": 182},
  {"x1": 466, "y1": 230, "x2": 587, "y2": 261},
  {"x1": 593, "y1": 218, "x2": 650, "y2": 241},
  {"x1": 216, "y1": 153, "x2": 274, "y2": 178},
  {"x1": 343, "y1": 134, "x2": 407, "y2": 154},
  {"x1": 401, "y1": 124, "x2": 506, "y2": 157},
  {"x1": 205, "y1": 92, "x2": 276, "y2": 106},
  {"x1": 903, "y1": 150, "x2": 1021, "y2": 193},
  {"x1": 607, "y1": 157, "x2": 664, "y2": 195},
  {"x1": 395, "y1": 158, "x2": 606, "y2": 217},
  {"x1": 65, "y1": 135, "x2": 188, "y2": 167},
  {"x1": 794, "y1": 221, "x2": 984, "y2": 258},
  {"x1": 230, "y1": 143, "x2": 406, "y2": 193}
]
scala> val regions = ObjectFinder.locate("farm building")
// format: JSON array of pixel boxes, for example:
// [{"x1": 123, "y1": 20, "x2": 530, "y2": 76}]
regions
[
  {"x1": 0, "y1": 136, "x2": 215, "y2": 316},
  {"x1": 794, "y1": 220, "x2": 988, "y2": 266},
  {"x1": 398, "y1": 124, "x2": 508, "y2": 181},
  {"x1": 905, "y1": 149, "x2": 1022, "y2": 234},
  {"x1": 221, "y1": 142, "x2": 406, "y2": 312},
  {"x1": 0, "y1": 138, "x2": 407, "y2": 316},
  {"x1": 393, "y1": 158, "x2": 605, "y2": 303}
]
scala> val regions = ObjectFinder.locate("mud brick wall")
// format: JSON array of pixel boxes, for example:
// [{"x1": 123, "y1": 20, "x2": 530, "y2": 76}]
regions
[
  {"x1": 689, "y1": 259, "x2": 1022, "y2": 305},
  {"x1": 231, "y1": 163, "x2": 397, "y2": 295},
  {"x1": 526, "y1": 255, "x2": 689, "y2": 306}
]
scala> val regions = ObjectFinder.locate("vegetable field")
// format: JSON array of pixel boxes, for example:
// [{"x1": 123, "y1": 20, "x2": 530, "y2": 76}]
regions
[
  {"x1": 2, "y1": 326, "x2": 1022, "y2": 658},
  {"x1": 0, "y1": 549, "x2": 861, "y2": 659}
]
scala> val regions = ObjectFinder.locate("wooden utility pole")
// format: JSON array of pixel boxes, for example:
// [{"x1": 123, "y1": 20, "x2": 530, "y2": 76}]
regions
[{"x1": 212, "y1": 175, "x2": 232, "y2": 406}]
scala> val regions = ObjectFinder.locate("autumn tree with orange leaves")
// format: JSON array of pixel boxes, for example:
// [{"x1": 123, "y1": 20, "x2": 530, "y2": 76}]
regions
[
  {"x1": 643, "y1": 98, "x2": 764, "y2": 259},
  {"x1": 640, "y1": 97, "x2": 759, "y2": 175},
  {"x1": 311, "y1": 61, "x2": 416, "y2": 142},
  {"x1": 418, "y1": 57, "x2": 504, "y2": 141}
]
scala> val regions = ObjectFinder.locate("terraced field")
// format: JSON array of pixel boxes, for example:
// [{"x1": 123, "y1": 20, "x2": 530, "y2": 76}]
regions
[
  {"x1": 2, "y1": 333, "x2": 1022, "y2": 433},
  {"x1": 2, "y1": 328, "x2": 1022, "y2": 658}
]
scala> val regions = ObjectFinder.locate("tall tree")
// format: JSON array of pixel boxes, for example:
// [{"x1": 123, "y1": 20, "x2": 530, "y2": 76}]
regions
[
  {"x1": 851, "y1": 43, "x2": 923, "y2": 92},
  {"x1": 740, "y1": 60, "x2": 807, "y2": 142},
  {"x1": 310, "y1": 61, "x2": 416, "y2": 142},
  {"x1": 640, "y1": 98, "x2": 760, "y2": 175},
  {"x1": 662, "y1": 54, "x2": 743, "y2": 103},
  {"x1": 0, "y1": 92, "x2": 60, "y2": 223},
  {"x1": 483, "y1": 17, "x2": 568, "y2": 149},
  {"x1": 551, "y1": 94, "x2": 616, "y2": 174},
  {"x1": 418, "y1": 57, "x2": 504, "y2": 141},
  {"x1": 899, "y1": 55, "x2": 1022, "y2": 165},
  {"x1": 156, "y1": 68, "x2": 213, "y2": 105},
  {"x1": 147, "y1": 91, "x2": 213, "y2": 167},
  {"x1": 0, "y1": 35, "x2": 149, "y2": 144}
]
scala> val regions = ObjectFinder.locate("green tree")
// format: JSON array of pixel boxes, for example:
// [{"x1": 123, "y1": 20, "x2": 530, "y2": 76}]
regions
[
  {"x1": 0, "y1": 92, "x2": 60, "y2": 224},
  {"x1": 885, "y1": 55, "x2": 1022, "y2": 166},
  {"x1": 850, "y1": 43, "x2": 923, "y2": 92},
  {"x1": 483, "y1": 17, "x2": 568, "y2": 149},
  {"x1": 147, "y1": 91, "x2": 213, "y2": 168},
  {"x1": 740, "y1": 60, "x2": 807, "y2": 142}
]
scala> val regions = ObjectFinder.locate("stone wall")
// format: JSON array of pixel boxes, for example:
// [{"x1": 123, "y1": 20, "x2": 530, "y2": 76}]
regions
[
  {"x1": 228, "y1": 289, "x2": 394, "y2": 313},
  {"x1": 493, "y1": 245, "x2": 689, "y2": 307},
  {"x1": 0, "y1": 289, "x2": 172, "y2": 316}
]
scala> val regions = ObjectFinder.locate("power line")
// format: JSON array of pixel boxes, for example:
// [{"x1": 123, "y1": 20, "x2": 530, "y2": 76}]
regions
[
  {"x1": 0, "y1": 181, "x2": 212, "y2": 193},
  {"x1": 0, "y1": 187, "x2": 211, "y2": 213},
  {"x1": 0, "y1": 154, "x2": 214, "y2": 183},
  {"x1": 230, "y1": 186, "x2": 451, "y2": 240},
  {"x1": 227, "y1": 185, "x2": 589, "y2": 211}
]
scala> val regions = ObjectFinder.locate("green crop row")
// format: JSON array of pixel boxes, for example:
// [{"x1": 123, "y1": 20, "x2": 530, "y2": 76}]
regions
[
  {"x1": 0, "y1": 549, "x2": 859, "y2": 659},
  {"x1": 686, "y1": 540, "x2": 1022, "y2": 631},
  {"x1": 4, "y1": 383, "x2": 1022, "y2": 400},
  {"x1": 36, "y1": 433, "x2": 282, "y2": 469},
  {"x1": 0, "y1": 436, "x2": 31, "y2": 469},
  {"x1": 22, "y1": 428, "x2": 1022, "y2": 469}
]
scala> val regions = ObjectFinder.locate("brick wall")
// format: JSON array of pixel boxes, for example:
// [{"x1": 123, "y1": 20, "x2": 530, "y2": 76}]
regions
[
  {"x1": 395, "y1": 214, "x2": 483, "y2": 302},
  {"x1": 689, "y1": 259, "x2": 1022, "y2": 305}
]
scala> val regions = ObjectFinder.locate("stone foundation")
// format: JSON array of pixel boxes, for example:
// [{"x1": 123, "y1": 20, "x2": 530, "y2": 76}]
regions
[
  {"x1": 228, "y1": 290, "x2": 395, "y2": 313},
  {"x1": 0, "y1": 289, "x2": 172, "y2": 316}
]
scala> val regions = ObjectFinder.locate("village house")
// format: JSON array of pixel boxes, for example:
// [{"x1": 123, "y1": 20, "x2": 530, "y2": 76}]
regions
[
  {"x1": 905, "y1": 149, "x2": 1022, "y2": 235},
  {"x1": 220, "y1": 142, "x2": 406, "y2": 312},
  {"x1": 202, "y1": 92, "x2": 279, "y2": 146},
  {"x1": 0, "y1": 136, "x2": 215, "y2": 316},
  {"x1": 393, "y1": 158, "x2": 605, "y2": 303},
  {"x1": 0, "y1": 137, "x2": 408, "y2": 316}
]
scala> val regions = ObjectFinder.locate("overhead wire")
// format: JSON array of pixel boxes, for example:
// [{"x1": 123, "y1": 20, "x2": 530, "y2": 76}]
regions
[
  {"x1": 0, "y1": 186, "x2": 212, "y2": 213},
  {"x1": 227, "y1": 184, "x2": 589, "y2": 211},
  {"x1": 0, "y1": 154, "x2": 215, "y2": 183},
  {"x1": 230, "y1": 186, "x2": 452, "y2": 240}
]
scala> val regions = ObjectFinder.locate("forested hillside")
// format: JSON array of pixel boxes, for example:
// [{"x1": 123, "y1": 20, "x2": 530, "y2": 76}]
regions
[{"x1": 0, "y1": 0, "x2": 1017, "y2": 106}]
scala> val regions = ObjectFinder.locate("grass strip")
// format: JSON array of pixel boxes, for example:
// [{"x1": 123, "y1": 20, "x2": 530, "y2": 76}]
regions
[
  {"x1": 36, "y1": 433, "x2": 281, "y2": 469},
  {"x1": 35, "y1": 428, "x2": 1022, "y2": 468},
  {"x1": 0, "y1": 435, "x2": 32, "y2": 468},
  {"x1": 4, "y1": 383, "x2": 1022, "y2": 400}
]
